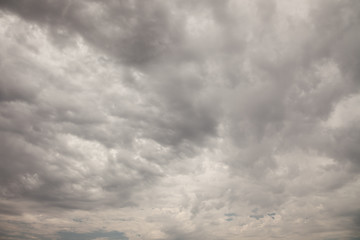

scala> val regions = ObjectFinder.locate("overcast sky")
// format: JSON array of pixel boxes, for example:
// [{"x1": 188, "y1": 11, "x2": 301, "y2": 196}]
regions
[{"x1": 0, "y1": 0, "x2": 360, "y2": 239}]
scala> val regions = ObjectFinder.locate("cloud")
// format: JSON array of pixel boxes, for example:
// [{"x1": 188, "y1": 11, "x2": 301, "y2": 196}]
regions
[
  {"x1": 267, "y1": 213, "x2": 276, "y2": 219},
  {"x1": 0, "y1": 0, "x2": 360, "y2": 239},
  {"x1": 250, "y1": 214, "x2": 264, "y2": 220},
  {"x1": 224, "y1": 213, "x2": 237, "y2": 217}
]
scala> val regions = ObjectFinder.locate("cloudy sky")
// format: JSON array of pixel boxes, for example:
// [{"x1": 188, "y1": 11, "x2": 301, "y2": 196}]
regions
[{"x1": 0, "y1": 0, "x2": 360, "y2": 239}]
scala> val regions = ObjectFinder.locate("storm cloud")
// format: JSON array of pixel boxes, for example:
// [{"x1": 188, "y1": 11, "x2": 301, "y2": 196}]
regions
[{"x1": 0, "y1": 0, "x2": 360, "y2": 239}]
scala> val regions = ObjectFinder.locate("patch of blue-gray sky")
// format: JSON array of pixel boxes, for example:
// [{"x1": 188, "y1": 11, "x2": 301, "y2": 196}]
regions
[{"x1": 57, "y1": 230, "x2": 128, "y2": 240}]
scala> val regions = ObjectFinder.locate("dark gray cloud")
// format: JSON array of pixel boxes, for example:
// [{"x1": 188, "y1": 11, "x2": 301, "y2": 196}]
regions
[
  {"x1": 0, "y1": 0, "x2": 360, "y2": 239},
  {"x1": 267, "y1": 212, "x2": 276, "y2": 219},
  {"x1": 250, "y1": 214, "x2": 264, "y2": 220}
]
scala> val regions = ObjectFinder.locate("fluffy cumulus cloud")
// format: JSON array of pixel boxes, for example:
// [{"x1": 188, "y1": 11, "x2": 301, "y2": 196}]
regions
[{"x1": 0, "y1": 0, "x2": 360, "y2": 239}]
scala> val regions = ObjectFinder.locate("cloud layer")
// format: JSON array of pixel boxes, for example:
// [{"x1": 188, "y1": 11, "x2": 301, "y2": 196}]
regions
[{"x1": 0, "y1": 0, "x2": 360, "y2": 239}]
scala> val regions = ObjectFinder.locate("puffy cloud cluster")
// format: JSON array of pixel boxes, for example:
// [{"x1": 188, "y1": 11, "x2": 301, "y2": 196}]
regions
[{"x1": 0, "y1": 0, "x2": 359, "y2": 239}]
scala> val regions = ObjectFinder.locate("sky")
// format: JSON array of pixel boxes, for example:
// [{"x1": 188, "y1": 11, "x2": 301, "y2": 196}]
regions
[{"x1": 0, "y1": 0, "x2": 360, "y2": 239}]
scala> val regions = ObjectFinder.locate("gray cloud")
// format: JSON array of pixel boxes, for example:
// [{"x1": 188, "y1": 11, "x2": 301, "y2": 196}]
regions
[
  {"x1": 0, "y1": 0, "x2": 360, "y2": 239},
  {"x1": 250, "y1": 214, "x2": 264, "y2": 220}
]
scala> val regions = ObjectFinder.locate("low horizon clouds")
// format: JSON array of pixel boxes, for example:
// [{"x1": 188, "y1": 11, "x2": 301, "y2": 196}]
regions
[{"x1": 0, "y1": 0, "x2": 360, "y2": 239}]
